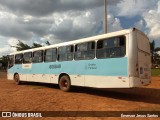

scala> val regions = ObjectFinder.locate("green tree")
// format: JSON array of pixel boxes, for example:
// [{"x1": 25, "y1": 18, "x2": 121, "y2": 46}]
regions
[
  {"x1": 150, "y1": 40, "x2": 160, "y2": 66},
  {"x1": 0, "y1": 56, "x2": 8, "y2": 70},
  {"x1": 11, "y1": 40, "x2": 31, "y2": 51},
  {"x1": 12, "y1": 40, "x2": 51, "y2": 51},
  {"x1": 155, "y1": 47, "x2": 160, "y2": 52},
  {"x1": 155, "y1": 47, "x2": 160, "y2": 65},
  {"x1": 45, "y1": 41, "x2": 51, "y2": 45},
  {"x1": 150, "y1": 40, "x2": 155, "y2": 64},
  {"x1": 32, "y1": 42, "x2": 42, "y2": 48}
]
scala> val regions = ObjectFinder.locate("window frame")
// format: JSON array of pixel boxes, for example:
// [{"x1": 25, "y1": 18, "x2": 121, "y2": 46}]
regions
[
  {"x1": 44, "y1": 48, "x2": 57, "y2": 62},
  {"x1": 15, "y1": 54, "x2": 23, "y2": 64},
  {"x1": 32, "y1": 50, "x2": 44, "y2": 63},
  {"x1": 8, "y1": 55, "x2": 14, "y2": 68},
  {"x1": 74, "y1": 41, "x2": 96, "y2": 60},
  {"x1": 23, "y1": 52, "x2": 32, "y2": 64},
  {"x1": 58, "y1": 45, "x2": 74, "y2": 62},
  {"x1": 96, "y1": 35, "x2": 126, "y2": 59}
]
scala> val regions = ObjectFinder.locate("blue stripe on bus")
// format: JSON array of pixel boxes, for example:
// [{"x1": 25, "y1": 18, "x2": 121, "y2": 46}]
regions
[{"x1": 8, "y1": 57, "x2": 128, "y2": 76}]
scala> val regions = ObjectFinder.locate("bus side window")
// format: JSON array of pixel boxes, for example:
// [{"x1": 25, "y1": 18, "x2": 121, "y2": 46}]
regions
[
  {"x1": 58, "y1": 45, "x2": 73, "y2": 61},
  {"x1": 15, "y1": 54, "x2": 23, "y2": 64},
  {"x1": 23, "y1": 52, "x2": 32, "y2": 64},
  {"x1": 97, "y1": 40, "x2": 105, "y2": 59},
  {"x1": 32, "y1": 50, "x2": 43, "y2": 63},
  {"x1": 45, "y1": 48, "x2": 57, "y2": 62},
  {"x1": 120, "y1": 36, "x2": 125, "y2": 46},
  {"x1": 8, "y1": 55, "x2": 14, "y2": 68},
  {"x1": 52, "y1": 48, "x2": 57, "y2": 62},
  {"x1": 75, "y1": 42, "x2": 95, "y2": 60},
  {"x1": 97, "y1": 40, "x2": 103, "y2": 49},
  {"x1": 96, "y1": 36, "x2": 126, "y2": 59}
]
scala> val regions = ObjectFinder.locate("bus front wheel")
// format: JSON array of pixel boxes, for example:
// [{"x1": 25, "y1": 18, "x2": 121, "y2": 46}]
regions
[
  {"x1": 14, "y1": 73, "x2": 21, "y2": 85},
  {"x1": 59, "y1": 75, "x2": 71, "y2": 92}
]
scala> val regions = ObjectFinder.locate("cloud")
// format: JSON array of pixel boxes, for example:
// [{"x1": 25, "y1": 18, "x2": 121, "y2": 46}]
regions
[
  {"x1": 115, "y1": 0, "x2": 160, "y2": 45},
  {"x1": 0, "y1": 0, "x2": 122, "y2": 17},
  {"x1": 143, "y1": 2, "x2": 160, "y2": 41},
  {"x1": 49, "y1": 10, "x2": 99, "y2": 42},
  {"x1": 134, "y1": 19, "x2": 145, "y2": 31},
  {"x1": 158, "y1": 0, "x2": 160, "y2": 13},
  {"x1": 0, "y1": 0, "x2": 159, "y2": 57},
  {"x1": 0, "y1": 0, "x2": 123, "y2": 42},
  {"x1": 48, "y1": 9, "x2": 122, "y2": 43},
  {"x1": 0, "y1": 11, "x2": 32, "y2": 40},
  {"x1": 0, "y1": 0, "x2": 125, "y2": 57},
  {"x1": 107, "y1": 14, "x2": 122, "y2": 32},
  {"x1": 0, "y1": 11, "x2": 55, "y2": 41},
  {"x1": 0, "y1": 38, "x2": 17, "y2": 56},
  {"x1": 117, "y1": 0, "x2": 157, "y2": 17}
]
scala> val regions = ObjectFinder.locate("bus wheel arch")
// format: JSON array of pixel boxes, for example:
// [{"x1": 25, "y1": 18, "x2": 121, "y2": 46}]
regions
[
  {"x1": 14, "y1": 73, "x2": 21, "y2": 85},
  {"x1": 58, "y1": 73, "x2": 71, "y2": 92}
]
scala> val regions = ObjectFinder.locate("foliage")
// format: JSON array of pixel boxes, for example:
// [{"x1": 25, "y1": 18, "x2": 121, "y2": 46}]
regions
[
  {"x1": 0, "y1": 56, "x2": 8, "y2": 70},
  {"x1": 150, "y1": 40, "x2": 160, "y2": 66},
  {"x1": 12, "y1": 40, "x2": 51, "y2": 51},
  {"x1": 32, "y1": 42, "x2": 42, "y2": 48},
  {"x1": 11, "y1": 40, "x2": 31, "y2": 51},
  {"x1": 155, "y1": 47, "x2": 160, "y2": 52},
  {"x1": 46, "y1": 41, "x2": 51, "y2": 45},
  {"x1": 1, "y1": 40, "x2": 51, "y2": 69}
]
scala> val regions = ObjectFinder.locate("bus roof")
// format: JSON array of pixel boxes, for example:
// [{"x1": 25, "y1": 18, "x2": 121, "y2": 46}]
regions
[{"x1": 9, "y1": 28, "x2": 145, "y2": 55}]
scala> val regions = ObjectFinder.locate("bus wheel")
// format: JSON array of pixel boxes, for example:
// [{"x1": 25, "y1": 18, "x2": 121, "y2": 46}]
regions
[
  {"x1": 14, "y1": 73, "x2": 21, "y2": 85},
  {"x1": 59, "y1": 75, "x2": 71, "y2": 92}
]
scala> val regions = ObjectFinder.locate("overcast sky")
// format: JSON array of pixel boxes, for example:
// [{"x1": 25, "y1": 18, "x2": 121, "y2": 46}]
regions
[{"x1": 0, "y1": 0, "x2": 160, "y2": 56}]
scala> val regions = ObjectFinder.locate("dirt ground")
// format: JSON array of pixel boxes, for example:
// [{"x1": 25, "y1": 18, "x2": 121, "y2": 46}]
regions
[{"x1": 0, "y1": 72, "x2": 159, "y2": 120}]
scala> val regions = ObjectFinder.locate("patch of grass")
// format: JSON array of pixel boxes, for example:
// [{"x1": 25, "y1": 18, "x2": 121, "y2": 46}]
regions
[{"x1": 151, "y1": 68, "x2": 160, "y2": 76}]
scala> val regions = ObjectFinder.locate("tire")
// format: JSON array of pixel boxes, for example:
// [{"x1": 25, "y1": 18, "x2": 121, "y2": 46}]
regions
[
  {"x1": 14, "y1": 73, "x2": 21, "y2": 85},
  {"x1": 59, "y1": 75, "x2": 71, "y2": 92}
]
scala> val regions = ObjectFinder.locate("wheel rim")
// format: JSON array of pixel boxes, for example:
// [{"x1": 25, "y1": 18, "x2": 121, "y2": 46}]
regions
[
  {"x1": 61, "y1": 79, "x2": 68, "y2": 88},
  {"x1": 14, "y1": 74, "x2": 19, "y2": 82}
]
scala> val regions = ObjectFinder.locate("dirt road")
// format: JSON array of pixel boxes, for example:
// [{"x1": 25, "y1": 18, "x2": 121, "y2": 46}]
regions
[{"x1": 0, "y1": 72, "x2": 159, "y2": 120}]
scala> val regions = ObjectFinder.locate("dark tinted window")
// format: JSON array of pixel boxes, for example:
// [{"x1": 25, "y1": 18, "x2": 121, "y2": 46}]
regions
[
  {"x1": 75, "y1": 42, "x2": 95, "y2": 60},
  {"x1": 23, "y1": 52, "x2": 32, "y2": 64},
  {"x1": 96, "y1": 36, "x2": 126, "y2": 59},
  {"x1": 15, "y1": 54, "x2": 23, "y2": 64},
  {"x1": 32, "y1": 50, "x2": 43, "y2": 63},
  {"x1": 45, "y1": 48, "x2": 57, "y2": 62},
  {"x1": 58, "y1": 45, "x2": 74, "y2": 61}
]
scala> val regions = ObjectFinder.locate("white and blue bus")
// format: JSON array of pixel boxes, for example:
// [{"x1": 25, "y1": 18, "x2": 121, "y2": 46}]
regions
[{"x1": 7, "y1": 28, "x2": 151, "y2": 92}]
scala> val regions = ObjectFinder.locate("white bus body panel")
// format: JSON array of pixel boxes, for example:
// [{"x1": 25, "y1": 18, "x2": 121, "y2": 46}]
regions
[
  {"x1": 85, "y1": 76, "x2": 130, "y2": 88},
  {"x1": 7, "y1": 73, "x2": 14, "y2": 80},
  {"x1": 129, "y1": 77, "x2": 151, "y2": 87},
  {"x1": 137, "y1": 32, "x2": 151, "y2": 79},
  {"x1": 128, "y1": 29, "x2": 151, "y2": 87}
]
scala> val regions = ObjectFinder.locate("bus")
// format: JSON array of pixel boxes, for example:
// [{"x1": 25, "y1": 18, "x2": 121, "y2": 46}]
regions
[{"x1": 7, "y1": 28, "x2": 151, "y2": 92}]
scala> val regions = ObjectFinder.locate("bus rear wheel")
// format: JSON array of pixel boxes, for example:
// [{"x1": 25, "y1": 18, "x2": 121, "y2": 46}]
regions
[
  {"x1": 14, "y1": 73, "x2": 21, "y2": 85},
  {"x1": 59, "y1": 75, "x2": 71, "y2": 92}
]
